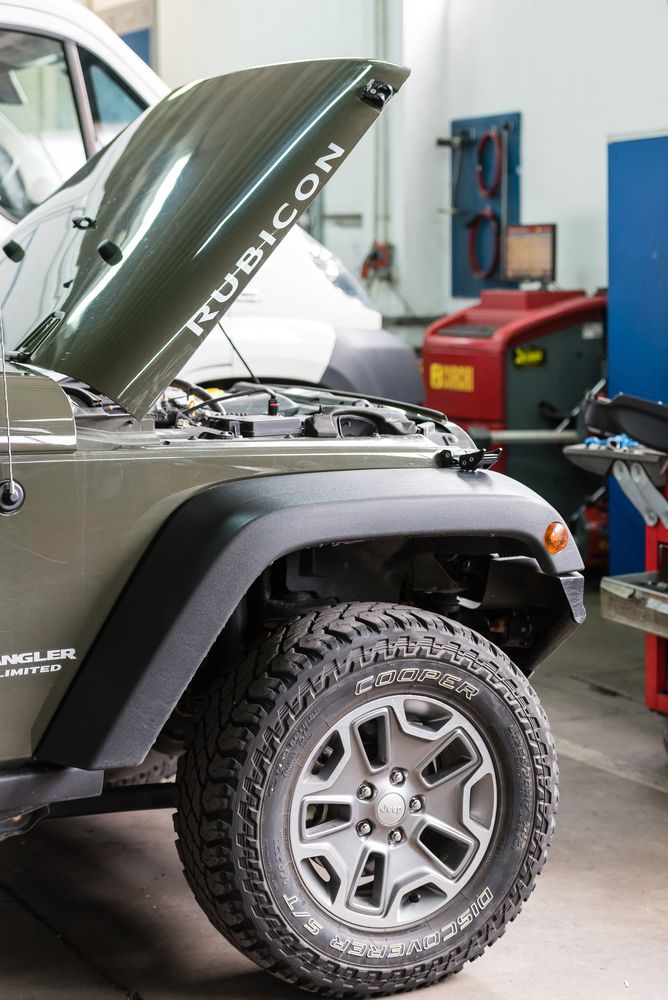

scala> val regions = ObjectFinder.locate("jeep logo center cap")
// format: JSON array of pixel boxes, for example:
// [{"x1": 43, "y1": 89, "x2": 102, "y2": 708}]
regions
[{"x1": 376, "y1": 791, "x2": 406, "y2": 827}]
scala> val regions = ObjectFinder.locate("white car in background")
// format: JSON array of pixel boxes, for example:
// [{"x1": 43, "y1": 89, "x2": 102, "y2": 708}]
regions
[{"x1": 0, "y1": 0, "x2": 423, "y2": 401}]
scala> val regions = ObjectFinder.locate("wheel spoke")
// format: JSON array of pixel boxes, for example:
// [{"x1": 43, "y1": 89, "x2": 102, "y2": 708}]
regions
[
  {"x1": 299, "y1": 794, "x2": 355, "y2": 842},
  {"x1": 353, "y1": 708, "x2": 392, "y2": 773},
  {"x1": 422, "y1": 778, "x2": 466, "y2": 831},
  {"x1": 345, "y1": 843, "x2": 387, "y2": 913},
  {"x1": 414, "y1": 814, "x2": 477, "y2": 879},
  {"x1": 294, "y1": 825, "x2": 367, "y2": 909},
  {"x1": 382, "y1": 846, "x2": 459, "y2": 923},
  {"x1": 423, "y1": 755, "x2": 496, "y2": 840},
  {"x1": 301, "y1": 721, "x2": 374, "y2": 795},
  {"x1": 387, "y1": 698, "x2": 458, "y2": 770},
  {"x1": 461, "y1": 759, "x2": 497, "y2": 839},
  {"x1": 418, "y1": 727, "x2": 482, "y2": 789}
]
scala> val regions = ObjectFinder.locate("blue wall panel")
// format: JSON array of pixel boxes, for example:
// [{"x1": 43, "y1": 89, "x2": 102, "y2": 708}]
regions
[
  {"x1": 450, "y1": 112, "x2": 521, "y2": 299},
  {"x1": 608, "y1": 134, "x2": 668, "y2": 573},
  {"x1": 121, "y1": 28, "x2": 151, "y2": 66}
]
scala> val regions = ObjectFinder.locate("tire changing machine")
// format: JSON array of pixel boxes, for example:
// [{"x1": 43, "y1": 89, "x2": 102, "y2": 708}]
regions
[
  {"x1": 423, "y1": 288, "x2": 607, "y2": 550},
  {"x1": 566, "y1": 394, "x2": 668, "y2": 752}
]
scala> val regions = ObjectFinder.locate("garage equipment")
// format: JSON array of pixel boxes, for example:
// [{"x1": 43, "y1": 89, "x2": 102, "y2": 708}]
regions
[
  {"x1": 504, "y1": 224, "x2": 556, "y2": 284},
  {"x1": 424, "y1": 287, "x2": 606, "y2": 519},
  {"x1": 607, "y1": 131, "x2": 668, "y2": 573},
  {"x1": 566, "y1": 393, "x2": 668, "y2": 744},
  {"x1": 442, "y1": 112, "x2": 521, "y2": 298}
]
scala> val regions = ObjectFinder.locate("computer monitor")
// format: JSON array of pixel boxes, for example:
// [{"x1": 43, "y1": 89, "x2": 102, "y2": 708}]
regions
[{"x1": 504, "y1": 224, "x2": 556, "y2": 283}]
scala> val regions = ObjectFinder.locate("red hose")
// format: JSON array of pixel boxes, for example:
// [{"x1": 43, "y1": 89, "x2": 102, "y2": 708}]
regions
[
  {"x1": 476, "y1": 129, "x2": 503, "y2": 198},
  {"x1": 467, "y1": 207, "x2": 501, "y2": 279}
]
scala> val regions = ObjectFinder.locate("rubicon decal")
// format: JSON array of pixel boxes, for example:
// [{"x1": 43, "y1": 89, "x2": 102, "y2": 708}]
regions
[
  {"x1": 0, "y1": 648, "x2": 76, "y2": 679},
  {"x1": 181, "y1": 141, "x2": 345, "y2": 340}
]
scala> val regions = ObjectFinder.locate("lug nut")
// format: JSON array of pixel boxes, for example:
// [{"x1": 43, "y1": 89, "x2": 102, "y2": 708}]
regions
[
  {"x1": 357, "y1": 820, "x2": 372, "y2": 837},
  {"x1": 389, "y1": 769, "x2": 405, "y2": 786},
  {"x1": 357, "y1": 783, "x2": 373, "y2": 800},
  {"x1": 409, "y1": 796, "x2": 423, "y2": 814},
  {"x1": 388, "y1": 828, "x2": 403, "y2": 845}
]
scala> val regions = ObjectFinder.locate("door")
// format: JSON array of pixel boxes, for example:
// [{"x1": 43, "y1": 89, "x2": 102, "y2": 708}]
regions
[{"x1": 0, "y1": 26, "x2": 147, "y2": 227}]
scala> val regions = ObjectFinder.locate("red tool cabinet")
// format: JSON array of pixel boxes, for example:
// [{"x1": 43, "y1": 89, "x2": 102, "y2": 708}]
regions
[{"x1": 644, "y1": 524, "x2": 668, "y2": 715}]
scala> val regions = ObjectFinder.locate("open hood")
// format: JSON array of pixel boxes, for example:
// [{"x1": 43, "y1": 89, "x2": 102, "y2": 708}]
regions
[{"x1": 0, "y1": 58, "x2": 409, "y2": 417}]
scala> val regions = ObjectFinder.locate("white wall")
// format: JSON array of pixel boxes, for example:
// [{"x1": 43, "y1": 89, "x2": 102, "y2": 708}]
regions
[
  {"x1": 444, "y1": 0, "x2": 668, "y2": 300},
  {"x1": 399, "y1": 0, "x2": 449, "y2": 315}
]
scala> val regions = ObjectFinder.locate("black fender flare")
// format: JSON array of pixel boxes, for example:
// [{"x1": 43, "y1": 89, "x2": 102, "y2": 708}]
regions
[{"x1": 38, "y1": 468, "x2": 583, "y2": 771}]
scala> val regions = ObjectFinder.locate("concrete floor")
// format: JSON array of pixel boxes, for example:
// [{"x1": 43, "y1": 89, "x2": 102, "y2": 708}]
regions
[{"x1": 1, "y1": 588, "x2": 667, "y2": 1000}]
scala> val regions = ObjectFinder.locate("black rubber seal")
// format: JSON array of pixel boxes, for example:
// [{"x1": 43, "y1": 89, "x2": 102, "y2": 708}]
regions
[{"x1": 0, "y1": 480, "x2": 25, "y2": 514}]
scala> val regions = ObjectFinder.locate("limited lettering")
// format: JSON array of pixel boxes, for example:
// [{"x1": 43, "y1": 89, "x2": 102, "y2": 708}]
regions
[{"x1": 0, "y1": 648, "x2": 76, "y2": 681}]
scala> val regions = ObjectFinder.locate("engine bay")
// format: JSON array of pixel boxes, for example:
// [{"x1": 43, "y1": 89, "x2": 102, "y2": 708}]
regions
[{"x1": 61, "y1": 376, "x2": 485, "y2": 455}]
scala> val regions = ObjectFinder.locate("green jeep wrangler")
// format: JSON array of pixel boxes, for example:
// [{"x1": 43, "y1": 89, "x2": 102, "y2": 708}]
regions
[{"x1": 0, "y1": 58, "x2": 583, "y2": 997}]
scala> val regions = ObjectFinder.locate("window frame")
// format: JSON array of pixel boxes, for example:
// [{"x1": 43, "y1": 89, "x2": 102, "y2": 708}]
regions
[
  {"x1": 77, "y1": 43, "x2": 147, "y2": 148},
  {"x1": 0, "y1": 24, "x2": 102, "y2": 224}
]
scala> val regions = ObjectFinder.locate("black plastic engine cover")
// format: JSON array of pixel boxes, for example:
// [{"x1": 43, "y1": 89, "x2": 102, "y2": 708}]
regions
[{"x1": 211, "y1": 414, "x2": 303, "y2": 438}]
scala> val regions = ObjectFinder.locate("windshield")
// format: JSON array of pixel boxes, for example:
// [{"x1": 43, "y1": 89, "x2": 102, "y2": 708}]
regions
[{"x1": 303, "y1": 230, "x2": 375, "y2": 309}]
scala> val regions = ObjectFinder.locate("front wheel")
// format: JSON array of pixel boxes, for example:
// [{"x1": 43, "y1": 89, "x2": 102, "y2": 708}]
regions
[{"x1": 175, "y1": 603, "x2": 558, "y2": 997}]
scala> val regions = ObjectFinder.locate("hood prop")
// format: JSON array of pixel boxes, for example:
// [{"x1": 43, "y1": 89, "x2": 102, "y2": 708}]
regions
[{"x1": 0, "y1": 304, "x2": 24, "y2": 514}]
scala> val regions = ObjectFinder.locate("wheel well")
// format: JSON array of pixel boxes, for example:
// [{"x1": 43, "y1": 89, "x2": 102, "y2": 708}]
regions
[
  {"x1": 39, "y1": 469, "x2": 581, "y2": 773},
  {"x1": 156, "y1": 535, "x2": 567, "y2": 753}
]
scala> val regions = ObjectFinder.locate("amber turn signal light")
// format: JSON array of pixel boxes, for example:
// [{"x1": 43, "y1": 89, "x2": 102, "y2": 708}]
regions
[{"x1": 544, "y1": 521, "x2": 568, "y2": 554}]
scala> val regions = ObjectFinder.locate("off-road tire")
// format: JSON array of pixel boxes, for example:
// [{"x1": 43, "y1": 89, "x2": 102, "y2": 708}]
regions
[
  {"x1": 174, "y1": 603, "x2": 558, "y2": 997},
  {"x1": 105, "y1": 748, "x2": 178, "y2": 787}
]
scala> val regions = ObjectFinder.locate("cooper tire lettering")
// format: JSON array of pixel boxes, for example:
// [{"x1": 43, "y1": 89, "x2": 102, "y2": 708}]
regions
[
  {"x1": 397, "y1": 666, "x2": 419, "y2": 682},
  {"x1": 355, "y1": 675, "x2": 375, "y2": 695},
  {"x1": 355, "y1": 666, "x2": 479, "y2": 699}
]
